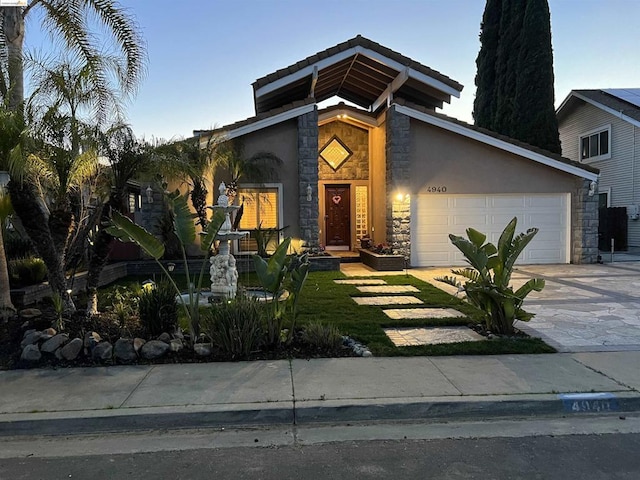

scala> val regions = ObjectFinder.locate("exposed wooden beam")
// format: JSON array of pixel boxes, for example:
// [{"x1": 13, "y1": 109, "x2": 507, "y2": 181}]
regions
[
  {"x1": 310, "y1": 66, "x2": 318, "y2": 97},
  {"x1": 371, "y1": 68, "x2": 409, "y2": 112}
]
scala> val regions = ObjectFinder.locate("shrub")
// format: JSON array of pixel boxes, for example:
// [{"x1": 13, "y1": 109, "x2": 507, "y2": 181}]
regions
[
  {"x1": 8, "y1": 256, "x2": 47, "y2": 287},
  {"x1": 139, "y1": 281, "x2": 178, "y2": 336},
  {"x1": 202, "y1": 295, "x2": 265, "y2": 359},
  {"x1": 436, "y1": 217, "x2": 545, "y2": 335},
  {"x1": 302, "y1": 321, "x2": 343, "y2": 351}
]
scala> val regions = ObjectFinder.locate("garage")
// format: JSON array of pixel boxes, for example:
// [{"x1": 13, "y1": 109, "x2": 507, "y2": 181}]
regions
[{"x1": 410, "y1": 193, "x2": 570, "y2": 267}]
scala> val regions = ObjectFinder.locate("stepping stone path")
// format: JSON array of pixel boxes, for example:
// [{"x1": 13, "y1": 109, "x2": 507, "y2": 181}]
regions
[
  {"x1": 383, "y1": 308, "x2": 465, "y2": 319},
  {"x1": 352, "y1": 296, "x2": 424, "y2": 306},
  {"x1": 384, "y1": 326, "x2": 485, "y2": 347},
  {"x1": 334, "y1": 279, "x2": 387, "y2": 285},
  {"x1": 356, "y1": 285, "x2": 419, "y2": 294},
  {"x1": 336, "y1": 276, "x2": 479, "y2": 347}
]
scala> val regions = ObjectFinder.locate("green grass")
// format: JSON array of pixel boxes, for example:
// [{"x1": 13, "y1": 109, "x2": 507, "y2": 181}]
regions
[
  {"x1": 97, "y1": 270, "x2": 555, "y2": 356},
  {"x1": 295, "y1": 271, "x2": 555, "y2": 356}
]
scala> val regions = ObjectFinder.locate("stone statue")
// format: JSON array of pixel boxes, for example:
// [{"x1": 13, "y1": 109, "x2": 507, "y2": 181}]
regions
[{"x1": 217, "y1": 181, "x2": 229, "y2": 207}]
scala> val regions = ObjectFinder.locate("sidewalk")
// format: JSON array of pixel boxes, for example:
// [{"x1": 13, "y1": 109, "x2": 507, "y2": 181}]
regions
[{"x1": 2, "y1": 352, "x2": 640, "y2": 437}]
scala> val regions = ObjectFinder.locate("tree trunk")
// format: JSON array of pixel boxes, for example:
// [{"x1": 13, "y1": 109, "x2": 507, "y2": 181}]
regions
[
  {"x1": 85, "y1": 218, "x2": 114, "y2": 315},
  {"x1": 0, "y1": 226, "x2": 16, "y2": 318},
  {"x1": 3, "y1": 6, "x2": 25, "y2": 111},
  {"x1": 7, "y1": 181, "x2": 75, "y2": 312}
]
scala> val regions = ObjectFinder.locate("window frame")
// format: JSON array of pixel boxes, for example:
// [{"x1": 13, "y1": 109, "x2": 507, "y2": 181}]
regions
[
  {"x1": 578, "y1": 124, "x2": 611, "y2": 163},
  {"x1": 235, "y1": 183, "x2": 284, "y2": 254}
]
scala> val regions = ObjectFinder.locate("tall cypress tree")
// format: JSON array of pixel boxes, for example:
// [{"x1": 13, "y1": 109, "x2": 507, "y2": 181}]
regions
[{"x1": 473, "y1": 0, "x2": 561, "y2": 154}]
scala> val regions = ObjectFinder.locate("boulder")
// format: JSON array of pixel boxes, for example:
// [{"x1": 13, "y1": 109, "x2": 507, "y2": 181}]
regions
[
  {"x1": 21, "y1": 344, "x2": 41, "y2": 362},
  {"x1": 41, "y1": 334, "x2": 69, "y2": 353},
  {"x1": 44, "y1": 328, "x2": 57, "y2": 336},
  {"x1": 19, "y1": 308, "x2": 42, "y2": 320},
  {"x1": 141, "y1": 340, "x2": 169, "y2": 359},
  {"x1": 60, "y1": 338, "x2": 83, "y2": 361},
  {"x1": 20, "y1": 331, "x2": 42, "y2": 348},
  {"x1": 133, "y1": 338, "x2": 146, "y2": 353},
  {"x1": 157, "y1": 332, "x2": 172, "y2": 344},
  {"x1": 114, "y1": 338, "x2": 137, "y2": 363},
  {"x1": 92, "y1": 342, "x2": 113, "y2": 362},
  {"x1": 22, "y1": 329, "x2": 36, "y2": 339},
  {"x1": 193, "y1": 343, "x2": 212, "y2": 357},
  {"x1": 169, "y1": 338, "x2": 183, "y2": 353},
  {"x1": 84, "y1": 331, "x2": 102, "y2": 351}
]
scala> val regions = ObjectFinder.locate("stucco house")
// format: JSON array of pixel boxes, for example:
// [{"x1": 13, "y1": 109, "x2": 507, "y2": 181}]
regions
[
  {"x1": 557, "y1": 89, "x2": 640, "y2": 251},
  {"x1": 191, "y1": 35, "x2": 598, "y2": 266}
]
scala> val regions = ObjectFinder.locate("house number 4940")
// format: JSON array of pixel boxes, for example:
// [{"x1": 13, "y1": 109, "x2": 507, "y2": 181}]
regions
[{"x1": 426, "y1": 186, "x2": 447, "y2": 193}]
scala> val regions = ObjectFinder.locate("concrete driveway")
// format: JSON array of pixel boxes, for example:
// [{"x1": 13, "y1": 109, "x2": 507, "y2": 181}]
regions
[{"x1": 408, "y1": 262, "x2": 640, "y2": 353}]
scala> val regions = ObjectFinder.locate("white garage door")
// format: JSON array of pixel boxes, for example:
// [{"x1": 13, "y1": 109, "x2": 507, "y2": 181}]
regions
[{"x1": 411, "y1": 193, "x2": 570, "y2": 266}]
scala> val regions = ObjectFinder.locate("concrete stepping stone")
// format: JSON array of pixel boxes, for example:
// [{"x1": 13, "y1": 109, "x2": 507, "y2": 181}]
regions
[
  {"x1": 352, "y1": 296, "x2": 423, "y2": 306},
  {"x1": 384, "y1": 326, "x2": 485, "y2": 347},
  {"x1": 356, "y1": 285, "x2": 419, "y2": 294},
  {"x1": 383, "y1": 308, "x2": 466, "y2": 319},
  {"x1": 334, "y1": 279, "x2": 387, "y2": 285}
]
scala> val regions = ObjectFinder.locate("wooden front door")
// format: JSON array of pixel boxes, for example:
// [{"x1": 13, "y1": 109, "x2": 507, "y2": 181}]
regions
[{"x1": 325, "y1": 184, "x2": 350, "y2": 248}]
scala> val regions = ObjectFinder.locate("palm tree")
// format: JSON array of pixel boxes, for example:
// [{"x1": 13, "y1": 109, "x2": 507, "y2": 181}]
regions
[
  {"x1": 1, "y1": 1, "x2": 145, "y2": 111},
  {"x1": 1, "y1": 1, "x2": 146, "y2": 311},
  {"x1": 0, "y1": 104, "x2": 26, "y2": 317},
  {"x1": 85, "y1": 123, "x2": 151, "y2": 314}
]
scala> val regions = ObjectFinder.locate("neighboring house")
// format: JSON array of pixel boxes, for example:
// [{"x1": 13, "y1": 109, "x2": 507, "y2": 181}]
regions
[
  {"x1": 557, "y1": 89, "x2": 640, "y2": 251},
  {"x1": 167, "y1": 35, "x2": 599, "y2": 266}
]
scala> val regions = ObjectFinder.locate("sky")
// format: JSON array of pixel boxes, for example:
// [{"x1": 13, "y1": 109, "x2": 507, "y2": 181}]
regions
[{"x1": 23, "y1": 0, "x2": 640, "y2": 141}]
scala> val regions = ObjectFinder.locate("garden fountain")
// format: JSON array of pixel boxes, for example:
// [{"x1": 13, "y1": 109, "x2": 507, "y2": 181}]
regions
[{"x1": 209, "y1": 182, "x2": 248, "y2": 300}]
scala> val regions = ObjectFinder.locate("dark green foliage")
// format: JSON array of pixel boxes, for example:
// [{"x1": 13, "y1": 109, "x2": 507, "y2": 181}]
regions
[
  {"x1": 139, "y1": 281, "x2": 178, "y2": 336},
  {"x1": 302, "y1": 321, "x2": 343, "y2": 351},
  {"x1": 202, "y1": 295, "x2": 265, "y2": 359},
  {"x1": 8, "y1": 256, "x2": 47, "y2": 287},
  {"x1": 4, "y1": 231, "x2": 36, "y2": 260},
  {"x1": 474, "y1": 0, "x2": 561, "y2": 153}
]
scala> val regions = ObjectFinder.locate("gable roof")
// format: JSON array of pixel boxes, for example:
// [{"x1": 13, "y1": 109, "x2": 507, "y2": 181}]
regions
[
  {"x1": 252, "y1": 35, "x2": 463, "y2": 115},
  {"x1": 195, "y1": 98, "x2": 316, "y2": 142},
  {"x1": 394, "y1": 98, "x2": 599, "y2": 181},
  {"x1": 557, "y1": 89, "x2": 640, "y2": 128}
]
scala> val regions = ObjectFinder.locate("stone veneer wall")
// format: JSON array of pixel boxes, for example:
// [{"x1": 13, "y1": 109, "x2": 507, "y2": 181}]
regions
[
  {"x1": 385, "y1": 106, "x2": 411, "y2": 258},
  {"x1": 138, "y1": 185, "x2": 164, "y2": 239},
  {"x1": 572, "y1": 178, "x2": 599, "y2": 264},
  {"x1": 298, "y1": 109, "x2": 320, "y2": 249},
  {"x1": 318, "y1": 121, "x2": 369, "y2": 181}
]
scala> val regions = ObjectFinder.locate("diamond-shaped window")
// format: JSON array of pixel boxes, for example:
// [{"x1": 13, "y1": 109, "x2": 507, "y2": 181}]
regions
[{"x1": 320, "y1": 136, "x2": 352, "y2": 171}]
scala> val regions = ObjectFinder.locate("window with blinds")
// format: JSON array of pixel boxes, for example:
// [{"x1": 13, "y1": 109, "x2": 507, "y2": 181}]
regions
[{"x1": 237, "y1": 187, "x2": 280, "y2": 253}]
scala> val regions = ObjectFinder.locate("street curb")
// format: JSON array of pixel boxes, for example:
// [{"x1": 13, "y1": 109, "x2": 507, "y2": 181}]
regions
[{"x1": 3, "y1": 394, "x2": 640, "y2": 437}]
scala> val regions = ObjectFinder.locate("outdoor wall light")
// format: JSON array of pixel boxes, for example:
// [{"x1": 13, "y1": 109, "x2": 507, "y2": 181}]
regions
[
  {"x1": 167, "y1": 263, "x2": 175, "y2": 272},
  {"x1": 588, "y1": 181, "x2": 597, "y2": 197},
  {"x1": 146, "y1": 185, "x2": 154, "y2": 203},
  {"x1": 306, "y1": 184, "x2": 313, "y2": 202}
]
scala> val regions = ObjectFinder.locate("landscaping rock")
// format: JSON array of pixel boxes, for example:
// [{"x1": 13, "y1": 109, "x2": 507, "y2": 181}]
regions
[
  {"x1": 19, "y1": 308, "x2": 42, "y2": 319},
  {"x1": 23, "y1": 329, "x2": 36, "y2": 339},
  {"x1": 157, "y1": 332, "x2": 171, "y2": 344},
  {"x1": 21, "y1": 344, "x2": 41, "y2": 362},
  {"x1": 114, "y1": 338, "x2": 137, "y2": 363},
  {"x1": 141, "y1": 340, "x2": 169, "y2": 359},
  {"x1": 41, "y1": 334, "x2": 69, "y2": 353},
  {"x1": 84, "y1": 331, "x2": 102, "y2": 351},
  {"x1": 92, "y1": 342, "x2": 113, "y2": 362},
  {"x1": 60, "y1": 338, "x2": 83, "y2": 361},
  {"x1": 55, "y1": 348, "x2": 64, "y2": 360},
  {"x1": 20, "y1": 331, "x2": 42, "y2": 348},
  {"x1": 172, "y1": 329, "x2": 184, "y2": 340},
  {"x1": 44, "y1": 328, "x2": 57, "y2": 336},
  {"x1": 133, "y1": 338, "x2": 146, "y2": 352},
  {"x1": 169, "y1": 338, "x2": 183, "y2": 353},
  {"x1": 193, "y1": 343, "x2": 212, "y2": 357}
]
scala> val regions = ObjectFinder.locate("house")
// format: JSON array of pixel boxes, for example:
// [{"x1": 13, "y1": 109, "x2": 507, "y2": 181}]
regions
[
  {"x1": 175, "y1": 35, "x2": 600, "y2": 266},
  {"x1": 557, "y1": 89, "x2": 640, "y2": 251}
]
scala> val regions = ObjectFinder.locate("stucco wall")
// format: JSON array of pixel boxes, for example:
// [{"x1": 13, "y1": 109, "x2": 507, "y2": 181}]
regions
[
  {"x1": 409, "y1": 121, "x2": 577, "y2": 194},
  {"x1": 217, "y1": 120, "x2": 301, "y2": 240}
]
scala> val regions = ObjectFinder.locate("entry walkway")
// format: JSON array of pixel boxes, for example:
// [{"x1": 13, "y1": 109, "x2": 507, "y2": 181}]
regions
[{"x1": 341, "y1": 262, "x2": 640, "y2": 353}]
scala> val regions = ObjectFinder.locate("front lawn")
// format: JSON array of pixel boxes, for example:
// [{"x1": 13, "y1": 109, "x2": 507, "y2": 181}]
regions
[{"x1": 295, "y1": 271, "x2": 555, "y2": 356}]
